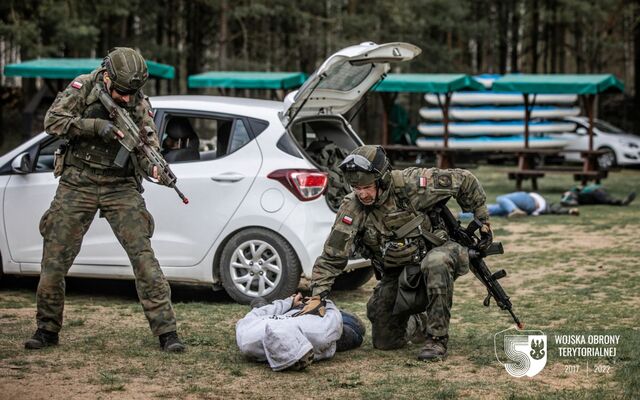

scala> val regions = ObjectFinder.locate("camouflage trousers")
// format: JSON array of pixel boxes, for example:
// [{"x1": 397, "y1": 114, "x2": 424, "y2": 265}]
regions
[
  {"x1": 36, "y1": 166, "x2": 177, "y2": 336},
  {"x1": 366, "y1": 241, "x2": 469, "y2": 350}
]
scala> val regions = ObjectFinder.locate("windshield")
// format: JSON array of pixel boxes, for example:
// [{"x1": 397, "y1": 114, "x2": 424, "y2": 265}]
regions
[{"x1": 594, "y1": 119, "x2": 624, "y2": 133}]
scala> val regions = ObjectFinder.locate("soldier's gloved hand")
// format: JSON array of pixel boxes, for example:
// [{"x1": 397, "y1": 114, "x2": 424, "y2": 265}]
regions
[
  {"x1": 292, "y1": 295, "x2": 326, "y2": 317},
  {"x1": 94, "y1": 119, "x2": 118, "y2": 142},
  {"x1": 478, "y1": 223, "x2": 493, "y2": 251}
]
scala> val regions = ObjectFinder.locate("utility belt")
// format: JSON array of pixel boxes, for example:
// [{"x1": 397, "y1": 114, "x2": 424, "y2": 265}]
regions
[{"x1": 64, "y1": 147, "x2": 134, "y2": 178}]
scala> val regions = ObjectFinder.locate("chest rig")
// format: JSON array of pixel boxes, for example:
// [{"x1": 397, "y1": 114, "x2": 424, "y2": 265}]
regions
[
  {"x1": 67, "y1": 81, "x2": 135, "y2": 174},
  {"x1": 361, "y1": 171, "x2": 446, "y2": 269}
]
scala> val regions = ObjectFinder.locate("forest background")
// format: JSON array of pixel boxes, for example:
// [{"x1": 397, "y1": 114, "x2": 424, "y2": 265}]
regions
[{"x1": 1, "y1": 0, "x2": 639, "y2": 147}]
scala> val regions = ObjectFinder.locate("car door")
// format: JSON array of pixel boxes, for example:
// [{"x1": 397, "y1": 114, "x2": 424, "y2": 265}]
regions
[
  {"x1": 139, "y1": 110, "x2": 263, "y2": 267},
  {"x1": 5, "y1": 111, "x2": 263, "y2": 271},
  {"x1": 3, "y1": 135, "x2": 119, "y2": 270}
]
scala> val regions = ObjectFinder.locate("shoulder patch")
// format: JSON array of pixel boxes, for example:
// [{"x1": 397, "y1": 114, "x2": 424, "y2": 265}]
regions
[
  {"x1": 435, "y1": 173, "x2": 452, "y2": 188},
  {"x1": 148, "y1": 109, "x2": 154, "y2": 117},
  {"x1": 419, "y1": 176, "x2": 427, "y2": 188},
  {"x1": 341, "y1": 216, "x2": 353, "y2": 225},
  {"x1": 71, "y1": 81, "x2": 83, "y2": 89}
]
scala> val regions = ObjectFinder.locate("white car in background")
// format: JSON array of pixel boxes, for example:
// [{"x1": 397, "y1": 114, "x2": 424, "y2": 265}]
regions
[
  {"x1": 0, "y1": 42, "x2": 420, "y2": 303},
  {"x1": 551, "y1": 116, "x2": 640, "y2": 168}
]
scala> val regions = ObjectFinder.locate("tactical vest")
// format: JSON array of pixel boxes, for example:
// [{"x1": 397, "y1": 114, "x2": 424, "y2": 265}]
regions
[
  {"x1": 360, "y1": 171, "x2": 446, "y2": 269},
  {"x1": 67, "y1": 77, "x2": 135, "y2": 174}
]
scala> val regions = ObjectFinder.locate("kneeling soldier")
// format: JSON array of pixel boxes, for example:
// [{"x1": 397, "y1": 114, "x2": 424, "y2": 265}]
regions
[{"x1": 306, "y1": 145, "x2": 492, "y2": 360}]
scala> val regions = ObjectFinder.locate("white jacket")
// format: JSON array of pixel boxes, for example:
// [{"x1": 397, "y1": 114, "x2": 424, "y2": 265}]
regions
[{"x1": 235, "y1": 298, "x2": 343, "y2": 371}]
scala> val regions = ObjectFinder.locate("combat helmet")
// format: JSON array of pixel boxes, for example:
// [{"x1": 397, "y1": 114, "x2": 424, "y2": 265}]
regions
[
  {"x1": 102, "y1": 47, "x2": 149, "y2": 94},
  {"x1": 339, "y1": 145, "x2": 391, "y2": 189}
]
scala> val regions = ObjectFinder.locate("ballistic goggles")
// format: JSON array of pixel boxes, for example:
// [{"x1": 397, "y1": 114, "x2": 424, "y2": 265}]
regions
[{"x1": 339, "y1": 154, "x2": 381, "y2": 174}]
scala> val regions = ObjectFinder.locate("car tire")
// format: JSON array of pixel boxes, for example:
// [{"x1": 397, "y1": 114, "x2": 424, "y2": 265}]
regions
[
  {"x1": 219, "y1": 228, "x2": 301, "y2": 304},
  {"x1": 597, "y1": 146, "x2": 617, "y2": 170},
  {"x1": 332, "y1": 266, "x2": 375, "y2": 291}
]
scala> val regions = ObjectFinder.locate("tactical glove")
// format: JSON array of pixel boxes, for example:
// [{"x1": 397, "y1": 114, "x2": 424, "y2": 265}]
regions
[
  {"x1": 94, "y1": 119, "x2": 118, "y2": 142},
  {"x1": 478, "y1": 223, "x2": 493, "y2": 250},
  {"x1": 292, "y1": 295, "x2": 326, "y2": 317}
]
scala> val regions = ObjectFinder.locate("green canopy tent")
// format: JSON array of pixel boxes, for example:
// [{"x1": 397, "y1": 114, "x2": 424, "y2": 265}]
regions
[
  {"x1": 492, "y1": 74, "x2": 624, "y2": 173},
  {"x1": 188, "y1": 71, "x2": 306, "y2": 100},
  {"x1": 375, "y1": 73, "x2": 485, "y2": 168},
  {"x1": 3, "y1": 58, "x2": 176, "y2": 139},
  {"x1": 4, "y1": 58, "x2": 175, "y2": 79}
]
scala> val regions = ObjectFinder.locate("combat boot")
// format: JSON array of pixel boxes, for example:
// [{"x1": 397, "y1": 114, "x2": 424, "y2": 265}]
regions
[
  {"x1": 24, "y1": 328, "x2": 59, "y2": 350},
  {"x1": 287, "y1": 349, "x2": 314, "y2": 371},
  {"x1": 159, "y1": 331, "x2": 186, "y2": 353},
  {"x1": 417, "y1": 335, "x2": 448, "y2": 361}
]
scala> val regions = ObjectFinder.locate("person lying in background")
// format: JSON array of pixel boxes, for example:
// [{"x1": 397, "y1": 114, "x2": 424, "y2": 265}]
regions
[
  {"x1": 561, "y1": 184, "x2": 635, "y2": 207},
  {"x1": 460, "y1": 191, "x2": 579, "y2": 219}
]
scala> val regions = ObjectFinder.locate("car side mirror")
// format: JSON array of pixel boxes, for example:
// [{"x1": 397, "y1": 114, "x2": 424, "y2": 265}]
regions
[
  {"x1": 576, "y1": 127, "x2": 588, "y2": 135},
  {"x1": 11, "y1": 152, "x2": 32, "y2": 174}
]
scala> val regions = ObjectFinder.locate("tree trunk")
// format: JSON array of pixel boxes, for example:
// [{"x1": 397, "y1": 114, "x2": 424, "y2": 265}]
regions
[
  {"x1": 497, "y1": 0, "x2": 508, "y2": 73},
  {"x1": 219, "y1": 0, "x2": 229, "y2": 70},
  {"x1": 510, "y1": 0, "x2": 520, "y2": 72},
  {"x1": 634, "y1": 2, "x2": 640, "y2": 102},
  {"x1": 530, "y1": 0, "x2": 539, "y2": 72}
]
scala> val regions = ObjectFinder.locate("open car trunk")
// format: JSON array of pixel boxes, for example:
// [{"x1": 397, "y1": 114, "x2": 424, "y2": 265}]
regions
[{"x1": 288, "y1": 115, "x2": 361, "y2": 211}]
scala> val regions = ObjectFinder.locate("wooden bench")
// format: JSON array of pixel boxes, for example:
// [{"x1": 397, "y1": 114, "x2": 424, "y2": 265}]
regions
[
  {"x1": 507, "y1": 170, "x2": 546, "y2": 190},
  {"x1": 508, "y1": 168, "x2": 608, "y2": 190}
]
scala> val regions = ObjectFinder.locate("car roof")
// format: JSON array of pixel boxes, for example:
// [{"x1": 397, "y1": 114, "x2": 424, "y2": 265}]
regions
[{"x1": 150, "y1": 95, "x2": 283, "y2": 117}]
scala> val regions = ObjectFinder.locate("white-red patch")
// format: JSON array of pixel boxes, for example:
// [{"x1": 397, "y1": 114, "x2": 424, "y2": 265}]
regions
[
  {"x1": 148, "y1": 110, "x2": 154, "y2": 117},
  {"x1": 419, "y1": 176, "x2": 427, "y2": 187},
  {"x1": 70, "y1": 81, "x2": 83, "y2": 89},
  {"x1": 342, "y1": 216, "x2": 353, "y2": 225}
]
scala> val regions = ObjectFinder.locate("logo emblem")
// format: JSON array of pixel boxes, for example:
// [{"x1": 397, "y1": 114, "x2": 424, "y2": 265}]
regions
[
  {"x1": 436, "y1": 174, "x2": 452, "y2": 188},
  {"x1": 392, "y1": 48, "x2": 401, "y2": 57},
  {"x1": 495, "y1": 328, "x2": 547, "y2": 378}
]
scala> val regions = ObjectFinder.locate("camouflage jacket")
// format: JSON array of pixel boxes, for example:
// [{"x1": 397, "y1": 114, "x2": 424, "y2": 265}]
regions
[
  {"x1": 310, "y1": 167, "x2": 489, "y2": 296},
  {"x1": 44, "y1": 68, "x2": 159, "y2": 172}
]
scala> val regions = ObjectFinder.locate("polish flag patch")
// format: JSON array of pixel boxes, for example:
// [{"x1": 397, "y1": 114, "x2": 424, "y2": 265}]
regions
[
  {"x1": 148, "y1": 110, "x2": 154, "y2": 117},
  {"x1": 70, "y1": 81, "x2": 83, "y2": 89},
  {"x1": 419, "y1": 176, "x2": 427, "y2": 187},
  {"x1": 342, "y1": 216, "x2": 353, "y2": 225}
]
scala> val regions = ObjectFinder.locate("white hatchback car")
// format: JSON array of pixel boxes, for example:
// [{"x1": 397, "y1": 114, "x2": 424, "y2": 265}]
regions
[
  {"x1": 550, "y1": 116, "x2": 640, "y2": 168},
  {"x1": 0, "y1": 42, "x2": 420, "y2": 303}
]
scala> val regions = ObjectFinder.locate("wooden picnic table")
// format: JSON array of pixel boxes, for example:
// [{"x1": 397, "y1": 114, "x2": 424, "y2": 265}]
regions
[{"x1": 504, "y1": 148, "x2": 608, "y2": 190}]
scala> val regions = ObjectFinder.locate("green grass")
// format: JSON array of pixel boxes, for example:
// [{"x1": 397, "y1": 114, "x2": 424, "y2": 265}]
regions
[{"x1": 0, "y1": 165, "x2": 638, "y2": 399}]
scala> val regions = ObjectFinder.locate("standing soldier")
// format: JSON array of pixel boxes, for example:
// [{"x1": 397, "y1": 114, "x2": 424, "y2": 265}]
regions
[
  {"x1": 305, "y1": 145, "x2": 492, "y2": 360},
  {"x1": 24, "y1": 48, "x2": 185, "y2": 352}
]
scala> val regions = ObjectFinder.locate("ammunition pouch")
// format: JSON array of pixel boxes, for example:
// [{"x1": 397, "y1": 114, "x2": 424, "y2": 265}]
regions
[
  {"x1": 65, "y1": 148, "x2": 134, "y2": 178},
  {"x1": 393, "y1": 264, "x2": 427, "y2": 315},
  {"x1": 53, "y1": 142, "x2": 69, "y2": 178},
  {"x1": 381, "y1": 237, "x2": 422, "y2": 268}
]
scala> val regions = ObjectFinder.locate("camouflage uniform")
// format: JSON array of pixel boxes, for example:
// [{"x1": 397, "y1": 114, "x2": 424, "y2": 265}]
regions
[
  {"x1": 36, "y1": 67, "x2": 177, "y2": 337},
  {"x1": 311, "y1": 166, "x2": 488, "y2": 350}
]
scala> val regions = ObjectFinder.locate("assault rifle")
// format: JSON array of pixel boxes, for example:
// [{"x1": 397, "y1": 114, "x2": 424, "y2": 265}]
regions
[
  {"x1": 435, "y1": 199, "x2": 523, "y2": 329},
  {"x1": 96, "y1": 83, "x2": 189, "y2": 204}
]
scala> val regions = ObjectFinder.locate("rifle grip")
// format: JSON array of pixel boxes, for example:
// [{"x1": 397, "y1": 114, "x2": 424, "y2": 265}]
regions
[{"x1": 114, "y1": 147, "x2": 130, "y2": 168}]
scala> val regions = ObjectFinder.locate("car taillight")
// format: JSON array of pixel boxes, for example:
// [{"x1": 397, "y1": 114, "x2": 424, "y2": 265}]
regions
[{"x1": 268, "y1": 169, "x2": 328, "y2": 201}]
